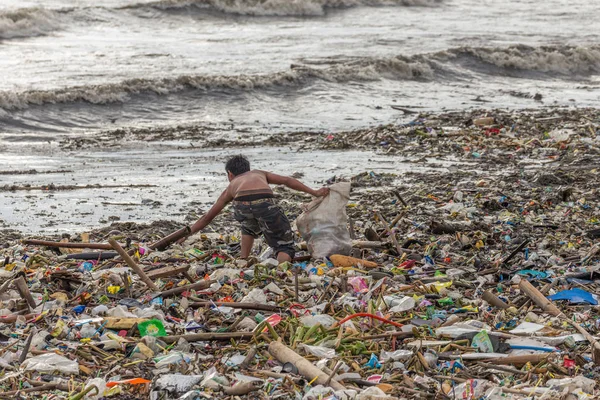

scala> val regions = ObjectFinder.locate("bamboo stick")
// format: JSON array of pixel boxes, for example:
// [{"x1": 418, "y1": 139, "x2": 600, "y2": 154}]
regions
[
  {"x1": 268, "y1": 341, "x2": 346, "y2": 391},
  {"x1": 108, "y1": 238, "x2": 158, "y2": 291},
  {"x1": 21, "y1": 239, "x2": 114, "y2": 250},
  {"x1": 161, "y1": 332, "x2": 255, "y2": 344}
]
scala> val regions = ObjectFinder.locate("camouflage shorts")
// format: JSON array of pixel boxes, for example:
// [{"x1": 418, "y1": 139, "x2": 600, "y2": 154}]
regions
[{"x1": 233, "y1": 198, "x2": 295, "y2": 258}]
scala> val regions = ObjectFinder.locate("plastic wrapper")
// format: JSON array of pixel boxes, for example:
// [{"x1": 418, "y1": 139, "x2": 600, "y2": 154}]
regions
[
  {"x1": 22, "y1": 353, "x2": 79, "y2": 375},
  {"x1": 296, "y1": 182, "x2": 352, "y2": 258},
  {"x1": 383, "y1": 295, "x2": 415, "y2": 313},
  {"x1": 300, "y1": 314, "x2": 336, "y2": 328},
  {"x1": 154, "y1": 374, "x2": 203, "y2": 393},
  {"x1": 297, "y1": 343, "x2": 336, "y2": 359},
  {"x1": 240, "y1": 288, "x2": 267, "y2": 304}
]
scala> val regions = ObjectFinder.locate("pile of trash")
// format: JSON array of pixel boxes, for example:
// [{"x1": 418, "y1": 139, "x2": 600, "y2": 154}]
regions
[{"x1": 1, "y1": 108, "x2": 600, "y2": 399}]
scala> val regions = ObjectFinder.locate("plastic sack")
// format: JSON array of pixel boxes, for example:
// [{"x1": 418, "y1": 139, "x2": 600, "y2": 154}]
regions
[
  {"x1": 296, "y1": 182, "x2": 351, "y2": 258},
  {"x1": 22, "y1": 353, "x2": 79, "y2": 375}
]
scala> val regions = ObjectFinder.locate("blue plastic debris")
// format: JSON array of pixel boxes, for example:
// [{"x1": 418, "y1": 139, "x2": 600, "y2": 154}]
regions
[
  {"x1": 363, "y1": 353, "x2": 382, "y2": 369},
  {"x1": 548, "y1": 288, "x2": 598, "y2": 305},
  {"x1": 517, "y1": 270, "x2": 548, "y2": 279}
]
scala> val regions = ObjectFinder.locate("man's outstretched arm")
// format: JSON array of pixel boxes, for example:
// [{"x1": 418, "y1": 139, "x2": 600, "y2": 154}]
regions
[
  {"x1": 265, "y1": 172, "x2": 329, "y2": 197},
  {"x1": 190, "y1": 189, "x2": 233, "y2": 234}
]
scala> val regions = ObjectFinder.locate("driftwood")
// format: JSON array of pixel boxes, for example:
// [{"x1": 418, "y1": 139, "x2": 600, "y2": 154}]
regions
[
  {"x1": 221, "y1": 382, "x2": 261, "y2": 396},
  {"x1": 145, "y1": 265, "x2": 192, "y2": 280},
  {"x1": 21, "y1": 239, "x2": 114, "y2": 250},
  {"x1": 518, "y1": 280, "x2": 561, "y2": 317},
  {"x1": 14, "y1": 276, "x2": 37, "y2": 309},
  {"x1": 1, "y1": 183, "x2": 156, "y2": 192},
  {"x1": 108, "y1": 238, "x2": 158, "y2": 291},
  {"x1": 501, "y1": 239, "x2": 530, "y2": 266},
  {"x1": 66, "y1": 252, "x2": 118, "y2": 260},
  {"x1": 268, "y1": 341, "x2": 346, "y2": 391},
  {"x1": 149, "y1": 226, "x2": 191, "y2": 251},
  {"x1": 482, "y1": 290, "x2": 510, "y2": 309},
  {"x1": 161, "y1": 332, "x2": 254, "y2": 344},
  {"x1": 19, "y1": 328, "x2": 37, "y2": 365},
  {"x1": 0, "y1": 313, "x2": 37, "y2": 324},
  {"x1": 154, "y1": 280, "x2": 215, "y2": 298},
  {"x1": 488, "y1": 353, "x2": 552, "y2": 366},
  {"x1": 240, "y1": 346, "x2": 257, "y2": 369},
  {"x1": 375, "y1": 212, "x2": 403, "y2": 255},
  {"x1": 189, "y1": 301, "x2": 281, "y2": 313},
  {"x1": 430, "y1": 220, "x2": 458, "y2": 234},
  {"x1": 352, "y1": 241, "x2": 385, "y2": 249}
]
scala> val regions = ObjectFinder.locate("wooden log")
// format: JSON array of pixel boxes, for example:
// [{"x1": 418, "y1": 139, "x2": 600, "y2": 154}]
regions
[
  {"x1": 268, "y1": 341, "x2": 346, "y2": 391},
  {"x1": 0, "y1": 313, "x2": 37, "y2": 324},
  {"x1": 66, "y1": 252, "x2": 118, "y2": 260},
  {"x1": 21, "y1": 239, "x2": 114, "y2": 250},
  {"x1": 149, "y1": 226, "x2": 191, "y2": 251},
  {"x1": 501, "y1": 239, "x2": 530, "y2": 265},
  {"x1": 189, "y1": 301, "x2": 281, "y2": 312},
  {"x1": 145, "y1": 265, "x2": 191, "y2": 280},
  {"x1": 161, "y1": 332, "x2": 255, "y2": 344},
  {"x1": 14, "y1": 276, "x2": 37, "y2": 309},
  {"x1": 222, "y1": 381, "x2": 261, "y2": 396},
  {"x1": 488, "y1": 353, "x2": 552, "y2": 366},
  {"x1": 482, "y1": 290, "x2": 510, "y2": 310},
  {"x1": 19, "y1": 328, "x2": 36, "y2": 365},
  {"x1": 352, "y1": 241, "x2": 385, "y2": 249},
  {"x1": 108, "y1": 238, "x2": 158, "y2": 291},
  {"x1": 154, "y1": 280, "x2": 215, "y2": 298},
  {"x1": 518, "y1": 280, "x2": 562, "y2": 317},
  {"x1": 240, "y1": 346, "x2": 257, "y2": 369},
  {"x1": 355, "y1": 331, "x2": 415, "y2": 341},
  {"x1": 393, "y1": 190, "x2": 409, "y2": 207}
]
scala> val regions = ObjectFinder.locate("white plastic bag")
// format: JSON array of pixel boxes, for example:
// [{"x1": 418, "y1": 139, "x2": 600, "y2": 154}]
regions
[
  {"x1": 296, "y1": 182, "x2": 351, "y2": 258},
  {"x1": 298, "y1": 343, "x2": 336, "y2": 359},
  {"x1": 22, "y1": 353, "x2": 79, "y2": 375}
]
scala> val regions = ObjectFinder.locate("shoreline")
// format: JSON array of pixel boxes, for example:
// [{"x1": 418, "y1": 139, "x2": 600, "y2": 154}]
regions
[{"x1": 1, "y1": 106, "x2": 598, "y2": 244}]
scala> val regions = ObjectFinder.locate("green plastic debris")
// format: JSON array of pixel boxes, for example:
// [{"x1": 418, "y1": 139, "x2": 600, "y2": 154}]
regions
[{"x1": 138, "y1": 319, "x2": 167, "y2": 337}]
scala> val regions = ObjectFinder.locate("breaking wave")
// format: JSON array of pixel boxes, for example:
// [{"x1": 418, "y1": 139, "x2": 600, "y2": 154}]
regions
[
  {"x1": 0, "y1": 0, "x2": 441, "y2": 42},
  {"x1": 0, "y1": 8, "x2": 61, "y2": 40},
  {"x1": 1, "y1": 44, "x2": 598, "y2": 112},
  {"x1": 0, "y1": 56, "x2": 433, "y2": 111},
  {"x1": 442, "y1": 44, "x2": 600, "y2": 75},
  {"x1": 123, "y1": 0, "x2": 443, "y2": 16}
]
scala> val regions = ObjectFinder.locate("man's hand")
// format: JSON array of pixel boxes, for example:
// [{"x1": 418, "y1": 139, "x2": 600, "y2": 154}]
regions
[{"x1": 314, "y1": 187, "x2": 330, "y2": 197}]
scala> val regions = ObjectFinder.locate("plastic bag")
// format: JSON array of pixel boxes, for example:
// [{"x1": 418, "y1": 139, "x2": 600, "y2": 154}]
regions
[
  {"x1": 298, "y1": 343, "x2": 336, "y2": 359},
  {"x1": 154, "y1": 374, "x2": 202, "y2": 393},
  {"x1": 300, "y1": 314, "x2": 336, "y2": 328},
  {"x1": 384, "y1": 296, "x2": 415, "y2": 313},
  {"x1": 22, "y1": 353, "x2": 79, "y2": 375},
  {"x1": 380, "y1": 350, "x2": 412, "y2": 362},
  {"x1": 296, "y1": 182, "x2": 351, "y2": 258}
]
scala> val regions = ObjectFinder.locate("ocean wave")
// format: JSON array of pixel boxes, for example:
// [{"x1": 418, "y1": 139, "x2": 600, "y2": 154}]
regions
[
  {"x1": 0, "y1": 56, "x2": 432, "y2": 111},
  {"x1": 1, "y1": 44, "x2": 598, "y2": 112},
  {"x1": 124, "y1": 0, "x2": 442, "y2": 16},
  {"x1": 0, "y1": 8, "x2": 60, "y2": 40},
  {"x1": 441, "y1": 44, "x2": 600, "y2": 75}
]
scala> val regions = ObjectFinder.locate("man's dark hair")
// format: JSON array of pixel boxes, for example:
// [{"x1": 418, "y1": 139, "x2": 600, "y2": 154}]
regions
[{"x1": 225, "y1": 155, "x2": 250, "y2": 176}]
